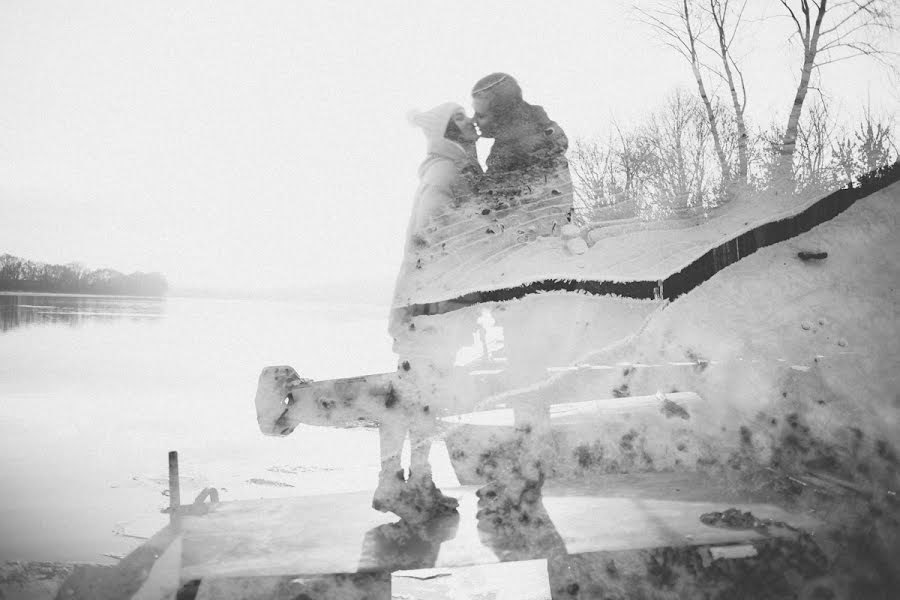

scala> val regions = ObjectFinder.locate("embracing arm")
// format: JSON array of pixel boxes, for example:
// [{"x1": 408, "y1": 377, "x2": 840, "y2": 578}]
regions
[
  {"x1": 531, "y1": 104, "x2": 568, "y2": 162},
  {"x1": 543, "y1": 117, "x2": 568, "y2": 157}
]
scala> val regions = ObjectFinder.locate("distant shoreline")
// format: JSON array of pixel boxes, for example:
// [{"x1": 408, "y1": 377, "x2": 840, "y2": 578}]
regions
[
  {"x1": 0, "y1": 290, "x2": 167, "y2": 300},
  {"x1": 0, "y1": 290, "x2": 393, "y2": 309}
]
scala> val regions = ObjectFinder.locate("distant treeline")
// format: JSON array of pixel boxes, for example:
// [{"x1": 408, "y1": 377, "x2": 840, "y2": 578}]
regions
[{"x1": 0, "y1": 254, "x2": 168, "y2": 297}]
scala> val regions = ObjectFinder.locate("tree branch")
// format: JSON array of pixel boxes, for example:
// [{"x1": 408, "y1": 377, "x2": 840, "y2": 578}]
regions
[
  {"x1": 816, "y1": 44, "x2": 900, "y2": 67},
  {"x1": 726, "y1": 0, "x2": 749, "y2": 51},
  {"x1": 819, "y1": 0, "x2": 881, "y2": 37},
  {"x1": 635, "y1": 7, "x2": 694, "y2": 57},
  {"x1": 780, "y1": 0, "x2": 805, "y2": 40}
]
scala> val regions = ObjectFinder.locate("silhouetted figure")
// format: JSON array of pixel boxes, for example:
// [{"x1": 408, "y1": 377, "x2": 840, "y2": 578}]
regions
[
  {"x1": 376, "y1": 102, "x2": 481, "y2": 522},
  {"x1": 468, "y1": 73, "x2": 575, "y2": 514},
  {"x1": 473, "y1": 446, "x2": 583, "y2": 599}
]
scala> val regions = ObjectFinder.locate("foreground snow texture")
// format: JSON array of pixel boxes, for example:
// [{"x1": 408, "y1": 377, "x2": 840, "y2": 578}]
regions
[
  {"x1": 388, "y1": 182, "x2": 898, "y2": 479},
  {"x1": 14, "y1": 184, "x2": 896, "y2": 599},
  {"x1": 396, "y1": 181, "x2": 899, "y2": 597},
  {"x1": 410, "y1": 185, "x2": 894, "y2": 595},
  {"x1": 392, "y1": 161, "x2": 849, "y2": 305},
  {"x1": 234, "y1": 183, "x2": 900, "y2": 599}
]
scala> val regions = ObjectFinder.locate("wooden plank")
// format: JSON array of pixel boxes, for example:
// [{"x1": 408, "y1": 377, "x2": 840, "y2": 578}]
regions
[
  {"x1": 392, "y1": 561, "x2": 552, "y2": 600},
  {"x1": 131, "y1": 535, "x2": 182, "y2": 600},
  {"x1": 255, "y1": 367, "x2": 395, "y2": 435},
  {"x1": 255, "y1": 367, "x2": 493, "y2": 435},
  {"x1": 178, "y1": 475, "x2": 818, "y2": 581},
  {"x1": 255, "y1": 306, "x2": 675, "y2": 438},
  {"x1": 440, "y1": 392, "x2": 702, "y2": 428},
  {"x1": 194, "y1": 572, "x2": 391, "y2": 600},
  {"x1": 55, "y1": 525, "x2": 180, "y2": 600},
  {"x1": 443, "y1": 392, "x2": 709, "y2": 484}
]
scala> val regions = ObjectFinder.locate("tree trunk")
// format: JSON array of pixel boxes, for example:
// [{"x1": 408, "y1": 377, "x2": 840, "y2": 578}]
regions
[
  {"x1": 684, "y1": 0, "x2": 732, "y2": 187},
  {"x1": 711, "y1": 0, "x2": 748, "y2": 187},
  {"x1": 778, "y1": 1, "x2": 827, "y2": 183}
]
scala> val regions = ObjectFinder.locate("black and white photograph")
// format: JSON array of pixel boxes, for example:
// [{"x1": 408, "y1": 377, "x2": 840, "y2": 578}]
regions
[{"x1": 1, "y1": 1, "x2": 898, "y2": 598}]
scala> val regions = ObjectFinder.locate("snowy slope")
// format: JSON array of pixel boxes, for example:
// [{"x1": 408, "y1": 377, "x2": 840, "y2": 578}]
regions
[
  {"x1": 395, "y1": 184, "x2": 835, "y2": 306},
  {"x1": 438, "y1": 181, "x2": 899, "y2": 485},
  {"x1": 611, "y1": 180, "x2": 900, "y2": 486}
]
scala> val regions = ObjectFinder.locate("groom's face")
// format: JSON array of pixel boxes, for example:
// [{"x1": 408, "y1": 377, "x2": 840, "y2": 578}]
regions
[{"x1": 472, "y1": 96, "x2": 497, "y2": 138}]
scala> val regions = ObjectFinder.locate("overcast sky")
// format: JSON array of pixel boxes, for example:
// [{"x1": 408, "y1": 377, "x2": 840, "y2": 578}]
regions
[{"x1": 1, "y1": 1, "x2": 896, "y2": 295}]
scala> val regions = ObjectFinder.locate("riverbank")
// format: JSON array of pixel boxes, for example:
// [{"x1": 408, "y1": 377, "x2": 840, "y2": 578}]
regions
[{"x1": 0, "y1": 561, "x2": 79, "y2": 600}]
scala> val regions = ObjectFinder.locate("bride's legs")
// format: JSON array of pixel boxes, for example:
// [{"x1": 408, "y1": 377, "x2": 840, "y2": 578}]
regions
[{"x1": 372, "y1": 415, "x2": 406, "y2": 512}]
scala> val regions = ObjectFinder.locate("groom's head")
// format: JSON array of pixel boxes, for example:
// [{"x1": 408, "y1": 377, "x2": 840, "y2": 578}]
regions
[{"x1": 471, "y1": 73, "x2": 522, "y2": 138}]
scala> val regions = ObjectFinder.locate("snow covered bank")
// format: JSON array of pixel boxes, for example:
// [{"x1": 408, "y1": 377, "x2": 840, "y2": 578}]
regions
[
  {"x1": 0, "y1": 562, "x2": 75, "y2": 600},
  {"x1": 552, "y1": 173, "x2": 900, "y2": 598},
  {"x1": 620, "y1": 179, "x2": 899, "y2": 490},
  {"x1": 443, "y1": 181, "x2": 899, "y2": 492},
  {"x1": 397, "y1": 170, "x2": 899, "y2": 307},
  {"x1": 432, "y1": 180, "x2": 900, "y2": 597}
]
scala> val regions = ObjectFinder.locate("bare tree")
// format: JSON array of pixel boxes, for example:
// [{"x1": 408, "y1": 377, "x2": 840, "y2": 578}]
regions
[
  {"x1": 854, "y1": 106, "x2": 896, "y2": 173},
  {"x1": 642, "y1": 89, "x2": 716, "y2": 213},
  {"x1": 0, "y1": 254, "x2": 23, "y2": 283},
  {"x1": 708, "y1": 0, "x2": 750, "y2": 187},
  {"x1": 569, "y1": 137, "x2": 614, "y2": 210},
  {"x1": 833, "y1": 133, "x2": 858, "y2": 185},
  {"x1": 753, "y1": 100, "x2": 896, "y2": 192},
  {"x1": 776, "y1": 0, "x2": 898, "y2": 180},
  {"x1": 569, "y1": 126, "x2": 654, "y2": 222},
  {"x1": 833, "y1": 107, "x2": 898, "y2": 184},
  {"x1": 637, "y1": 1, "x2": 732, "y2": 190},
  {"x1": 794, "y1": 100, "x2": 841, "y2": 191},
  {"x1": 613, "y1": 122, "x2": 654, "y2": 206},
  {"x1": 571, "y1": 90, "x2": 732, "y2": 222}
]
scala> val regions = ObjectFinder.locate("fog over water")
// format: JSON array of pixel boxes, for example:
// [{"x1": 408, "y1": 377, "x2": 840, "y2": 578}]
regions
[{"x1": 0, "y1": 292, "x2": 424, "y2": 563}]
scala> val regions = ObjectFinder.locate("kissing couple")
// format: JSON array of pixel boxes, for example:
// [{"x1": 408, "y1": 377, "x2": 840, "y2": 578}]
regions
[{"x1": 373, "y1": 73, "x2": 570, "y2": 522}]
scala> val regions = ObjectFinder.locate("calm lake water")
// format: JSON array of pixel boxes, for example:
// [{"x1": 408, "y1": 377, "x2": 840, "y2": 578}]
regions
[{"x1": 0, "y1": 292, "x2": 456, "y2": 563}]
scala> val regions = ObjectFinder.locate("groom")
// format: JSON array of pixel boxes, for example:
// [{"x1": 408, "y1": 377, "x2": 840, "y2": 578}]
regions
[
  {"x1": 471, "y1": 72, "x2": 569, "y2": 174},
  {"x1": 466, "y1": 72, "x2": 572, "y2": 537}
]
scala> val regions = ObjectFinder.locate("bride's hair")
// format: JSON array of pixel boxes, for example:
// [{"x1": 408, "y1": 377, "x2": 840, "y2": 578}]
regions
[{"x1": 443, "y1": 120, "x2": 466, "y2": 144}]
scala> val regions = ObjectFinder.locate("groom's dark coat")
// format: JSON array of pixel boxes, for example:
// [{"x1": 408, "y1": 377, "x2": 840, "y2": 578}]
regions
[{"x1": 485, "y1": 103, "x2": 569, "y2": 174}]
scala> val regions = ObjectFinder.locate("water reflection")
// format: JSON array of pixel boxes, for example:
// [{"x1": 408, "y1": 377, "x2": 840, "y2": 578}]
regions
[
  {"x1": 476, "y1": 465, "x2": 563, "y2": 562},
  {"x1": 358, "y1": 512, "x2": 461, "y2": 572},
  {"x1": 0, "y1": 293, "x2": 165, "y2": 333}
]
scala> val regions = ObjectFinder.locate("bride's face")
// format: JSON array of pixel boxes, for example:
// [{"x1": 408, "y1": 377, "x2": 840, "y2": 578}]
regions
[{"x1": 451, "y1": 109, "x2": 479, "y2": 143}]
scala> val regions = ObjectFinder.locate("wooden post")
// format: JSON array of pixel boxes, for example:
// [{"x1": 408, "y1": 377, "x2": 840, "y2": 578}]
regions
[{"x1": 168, "y1": 450, "x2": 180, "y2": 525}]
